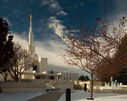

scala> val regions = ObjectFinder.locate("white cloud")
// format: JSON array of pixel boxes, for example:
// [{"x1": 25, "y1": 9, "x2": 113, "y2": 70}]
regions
[
  {"x1": 3, "y1": 0, "x2": 8, "y2": 3},
  {"x1": 13, "y1": 33, "x2": 69, "y2": 67},
  {"x1": 13, "y1": 34, "x2": 27, "y2": 49},
  {"x1": 109, "y1": 0, "x2": 127, "y2": 19},
  {"x1": 74, "y1": 4, "x2": 78, "y2": 8},
  {"x1": 115, "y1": 0, "x2": 127, "y2": 12},
  {"x1": 3, "y1": 17, "x2": 12, "y2": 26},
  {"x1": 48, "y1": 16, "x2": 65, "y2": 38},
  {"x1": 13, "y1": 34, "x2": 88, "y2": 75},
  {"x1": 80, "y1": 2, "x2": 84, "y2": 6},
  {"x1": 41, "y1": 0, "x2": 61, "y2": 11},
  {"x1": 30, "y1": 0, "x2": 34, "y2": 4},
  {"x1": 41, "y1": 0, "x2": 52, "y2": 5},
  {"x1": 49, "y1": 2, "x2": 61, "y2": 10},
  {"x1": 56, "y1": 11, "x2": 68, "y2": 16},
  {"x1": 35, "y1": 41, "x2": 67, "y2": 66}
]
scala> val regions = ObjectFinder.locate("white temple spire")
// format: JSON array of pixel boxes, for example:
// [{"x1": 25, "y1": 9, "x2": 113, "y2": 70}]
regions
[
  {"x1": 27, "y1": 14, "x2": 35, "y2": 56},
  {"x1": 29, "y1": 14, "x2": 33, "y2": 45},
  {"x1": 30, "y1": 13, "x2": 32, "y2": 28}
]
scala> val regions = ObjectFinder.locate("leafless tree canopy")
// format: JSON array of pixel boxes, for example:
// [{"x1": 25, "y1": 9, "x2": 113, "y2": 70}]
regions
[
  {"x1": 63, "y1": 16, "x2": 127, "y2": 99},
  {"x1": 64, "y1": 16, "x2": 127, "y2": 73},
  {"x1": 8, "y1": 44, "x2": 33, "y2": 82}
]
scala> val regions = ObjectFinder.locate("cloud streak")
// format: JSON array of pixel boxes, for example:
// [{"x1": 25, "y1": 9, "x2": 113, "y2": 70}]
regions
[
  {"x1": 41, "y1": 0, "x2": 61, "y2": 11},
  {"x1": 13, "y1": 33, "x2": 68, "y2": 67},
  {"x1": 3, "y1": 0, "x2": 8, "y2": 3},
  {"x1": 48, "y1": 16, "x2": 65, "y2": 39},
  {"x1": 3, "y1": 17, "x2": 12, "y2": 26},
  {"x1": 56, "y1": 10, "x2": 68, "y2": 16},
  {"x1": 12, "y1": 34, "x2": 88, "y2": 75}
]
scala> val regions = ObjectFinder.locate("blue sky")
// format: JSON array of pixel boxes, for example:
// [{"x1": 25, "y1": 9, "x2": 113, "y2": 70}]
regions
[
  {"x1": 0, "y1": 0, "x2": 114, "y2": 40},
  {"x1": 0, "y1": 0, "x2": 126, "y2": 74}
]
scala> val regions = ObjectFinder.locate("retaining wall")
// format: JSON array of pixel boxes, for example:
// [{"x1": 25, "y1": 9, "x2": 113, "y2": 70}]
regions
[{"x1": 0, "y1": 82, "x2": 46, "y2": 93}]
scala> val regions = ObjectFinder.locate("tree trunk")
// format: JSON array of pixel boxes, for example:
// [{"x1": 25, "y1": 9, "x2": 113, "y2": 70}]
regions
[
  {"x1": 1, "y1": 72, "x2": 8, "y2": 82},
  {"x1": 4, "y1": 73, "x2": 7, "y2": 82},
  {"x1": 90, "y1": 73, "x2": 94, "y2": 99},
  {"x1": 12, "y1": 75, "x2": 20, "y2": 82},
  {"x1": 87, "y1": 72, "x2": 94, "y2": 100},
  {"x1": 13, "y1": 77, "x2": 20, "y2": 82}
]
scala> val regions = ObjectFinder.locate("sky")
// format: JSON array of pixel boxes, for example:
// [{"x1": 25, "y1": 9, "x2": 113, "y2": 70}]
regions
[{"x1": 0, "y1": 0, "x2": 127, "y2": 75}]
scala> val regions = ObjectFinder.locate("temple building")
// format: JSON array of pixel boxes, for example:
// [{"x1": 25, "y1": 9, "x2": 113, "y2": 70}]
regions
[
  {"x1": 22, "y1": 14, "x2": 78, "y2": 81},
  {"x1": 27, "y1": 14, "x2": 47, "y2": 74}
]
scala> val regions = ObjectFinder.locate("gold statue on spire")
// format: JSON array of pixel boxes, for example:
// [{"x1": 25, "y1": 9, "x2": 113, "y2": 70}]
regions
[{"x1": 30, "y1": 14, "x2": 32, "y2": 21}]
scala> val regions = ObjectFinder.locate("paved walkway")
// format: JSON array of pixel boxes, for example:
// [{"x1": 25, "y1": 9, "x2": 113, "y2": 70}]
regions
[{"x1": 28, "y1": 90, "x2": 64, "y2": 101}]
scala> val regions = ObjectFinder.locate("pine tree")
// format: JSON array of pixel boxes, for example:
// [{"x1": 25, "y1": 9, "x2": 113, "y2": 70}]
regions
[
  {"x1": 96, "y1": 34, "x2": 127, "y2": 83},
  {"x1": 0, "y1": 18, "x2": 14, "y2": 81},
  {"x1": 113, "y1": 34, "x2": 127, "y2": 84}
]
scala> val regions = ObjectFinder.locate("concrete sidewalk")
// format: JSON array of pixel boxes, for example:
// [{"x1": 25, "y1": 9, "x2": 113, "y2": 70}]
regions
[{"x1": 28, "y1": 91, "x2": 64, "y2": 101}]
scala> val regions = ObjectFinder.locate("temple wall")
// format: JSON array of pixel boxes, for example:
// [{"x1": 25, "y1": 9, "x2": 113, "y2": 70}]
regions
[
  {"x1": 40, "y1": 58, "x2": 48, "y2": 72},
  {"x1": 60, "y1": 72, "x2": 78, "y2": 81}
]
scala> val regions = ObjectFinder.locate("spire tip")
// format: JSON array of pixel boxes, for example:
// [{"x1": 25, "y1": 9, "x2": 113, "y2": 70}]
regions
[{"x1": 30, "y1": 13, "x2": 32, "y2": 21}]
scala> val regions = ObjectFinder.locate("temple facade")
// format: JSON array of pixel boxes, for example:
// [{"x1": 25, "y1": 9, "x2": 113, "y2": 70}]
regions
[
  {"x1": 22, "y1": 14, "x2": 78, "y2": 81},
  {"x1": 27, "y1": 14, "x2": 47, "y2": 74}
]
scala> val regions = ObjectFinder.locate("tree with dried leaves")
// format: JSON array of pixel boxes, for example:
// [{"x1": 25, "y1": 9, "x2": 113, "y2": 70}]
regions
[
  {"x1": 8, "y1": 44, "x2": 33, "y2": 82},
  {"x1": 63, "y1": 16, "x2": 127, "y2": 99},
  {"x1": 96, "y1": 34, "x2": 127, "y2": 84},
  {"x1": 95, "y1": 57, "x2": 120, "y2": 82},
  {"x1": 114, "y1": 34, "x2": 127, "y2": 84}
]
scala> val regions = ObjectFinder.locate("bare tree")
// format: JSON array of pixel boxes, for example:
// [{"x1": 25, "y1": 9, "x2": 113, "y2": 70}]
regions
[
  {"x1": 63, "y1": 30, "x2": 103, "y2": 100},
  {"x1": 63, "y1": 16, "x2": 127, "y2": 99},
  {"x1": 8, "y1": 44, "x2": 33, "y2": 82},
  {"x1": 0, "y1": 69, "x2": 8, "y2": 82}
]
